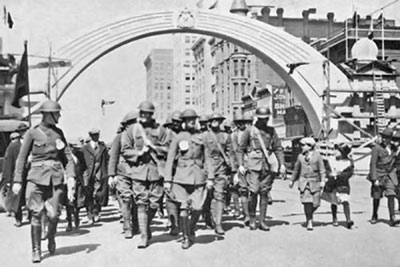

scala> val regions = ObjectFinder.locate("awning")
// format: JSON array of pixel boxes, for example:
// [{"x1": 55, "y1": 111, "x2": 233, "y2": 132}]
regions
[{"x1": 0, "y1": 120, "x2": 29, "y2": 132}]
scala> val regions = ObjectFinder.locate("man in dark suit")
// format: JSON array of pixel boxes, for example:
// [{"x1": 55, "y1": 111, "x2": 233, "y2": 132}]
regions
[{"x1": 82, "y1": 128, "x2": 109, "y2": 224}]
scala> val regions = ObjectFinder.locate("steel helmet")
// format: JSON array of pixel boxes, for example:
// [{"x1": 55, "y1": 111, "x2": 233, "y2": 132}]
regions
[
  {"x1": 180, "y1": 109, "x2": 198, "y2": 119},
  {"x1": 199, "y1": 114, "x2": 209, "y2": 123},
  {"x1": 39, "y1": 100, "x2": 62, "y2": 112},
  {"x1": 233, "y1": 114, "x2": 244, "y2": 122},
  {"x1": 138, "y1": 101, "x2": 155, "y2": 113},
  {"x1": 242, "y1": 114, "x2": 253, "y2": 122},
  {"x1": 122, "y1": 110, "x2": 139, "y2": 124},
  {"x1": 255, "y1": 107, "x2": 271, "y2": 118},
  {"x1": 170, "y1": 110, "x2": 182, "y2": 122},
  {"x1": 222, "y1": 119, "x2": 233, "y2": 128},
  {"x1": 208, "y1": 112, "x2": 225, "y2": 121},
  {"x1": 381, "y1": 127, "x2": 394, "y2": 138}
]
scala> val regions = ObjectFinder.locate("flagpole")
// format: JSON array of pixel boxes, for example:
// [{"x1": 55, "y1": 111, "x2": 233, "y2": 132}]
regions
[
  {"x1": 381, "y1": 10, "x2": 385, "y2": 60},
  {"x1": 47, "y1": 43, "x2": 52, "y2": 99},
  {"x1": 25, "y1": 40, "x2": 32, "y2": 127},
  {"x1": 345, "y1": 19, "x2": 348, "y2": 61}
]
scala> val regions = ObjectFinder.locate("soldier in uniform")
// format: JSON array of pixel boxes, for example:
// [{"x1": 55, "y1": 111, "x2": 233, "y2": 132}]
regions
[
  {"x1": 289, "y1": 137, "x2": 326, "y2": 231},
  {"x1": 231, "y1": 114, "x2": 253, "y2": 225},
  {"x1": 2, "y1": 123, "x2": 29, "y2": 227},
  {"x1": 203, "y1": 112, "x2": 234, "y2": 235},
  {"x1": 120, "y1": 101, "x2": 167, "y2": 248},
  {"x1": 82, "y1": 128, "x2": 109, "y2": 224},
  {"x1": 162, "y1": 110, "x2": 182, "y2": 236},
  {"x1": 164, "y1": 109, "x2": 212, "y2": 249},
  {"x1": 109, "y1": 111, "x2": 139, "y2": 238},
  {"x1": 391, "y1": 130, "x2": 400, "y2": 211},
  {"x1": 199, "y1": 114, "x2": 209, "y2": 133},
  {"x1": 367, "y1": 127, "x2": 399, "y2": 226},
  {"x1": 237, "y1": 107, "x2": 285, "y2": 231},
  {"x1": 12, "y1": 100, "x2": 75, "y2": 263}
]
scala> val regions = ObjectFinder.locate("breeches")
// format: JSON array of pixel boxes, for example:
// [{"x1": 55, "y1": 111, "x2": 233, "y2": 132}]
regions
[
  {"x1": 171, "y1": 183, "x2": 206, "y2": 211},
  {"x1": 246, "y1": 169, "x2": 274, "y2": 194},
  {"x1": 371, "y1": 176, "x2": 397, "y2": 199},
  {"x1": 129, "y1": 179, "x2": 163, "y2": 209},
  {"x1": 212, "y1": 174, "x2": 228, "y2": 202}
]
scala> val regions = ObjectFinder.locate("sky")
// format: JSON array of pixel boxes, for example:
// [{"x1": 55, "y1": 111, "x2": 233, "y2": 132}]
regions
[{"x1": 2, "y1": 0, "x2": 400, "y2": 142}]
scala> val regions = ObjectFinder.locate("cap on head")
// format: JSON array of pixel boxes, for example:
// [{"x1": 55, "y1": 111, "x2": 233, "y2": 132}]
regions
[
  {"x1": 171, "y1": 110, "x2": 182, "y2": 122},
  {"x1": 69, "y1": 137, "x2": 83, "y2": 148},
  {"x1": 300, "y1": 137, "x2": 316, "y2": 147},
  {"x1": 255, "y1": 107, "x2": 271, "y2": 119},
  {"x1": 209, "y1": 112, "x2": 225, "y2": 121},
  {"x1": 39, "y1": 100, "x2": 62, "y2": 113},
  {"x1": 122, "y1": 110, "x2": 139, "y2": 124},
  {"x1": 334, "y1": 142, "x2": 352, "y2": 157},
  {"x1": 89, "y1": 128, "x2": 100, "y2": 135},
  {"x1": 138, "y1": 101, "x2": 155, "y2": 113},
  {"x1": 180, "y1": 109, "x2": 198, "y2": 119},
  {"x1": 381, "y1": 127, "x2": 394, "y2": 138},
  {"x1": 10, "y1": 132, "x2": 20, "y2": 140}
]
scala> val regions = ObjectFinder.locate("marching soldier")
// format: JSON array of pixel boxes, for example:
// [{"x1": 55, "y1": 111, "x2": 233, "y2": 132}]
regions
[
  {"x1": 82, "y1": 128, "x2": 109, "y2": 224},
  {"x1": 199, "y1": 114, "x2": 209, "y2": 133},
  {"x1": 2, "y1": 123, "x2": 29, "y2": 227},
  {"x1": 162, "y1": 110, "x2": 183, "y2": 236},
  {"x1": 109, "y1": 110, "x2": 139, "y2": 238},
  {"x1": 164, "y1": 109, "x2": 212, "y2": 249},
  {"x1": 391, "y1": 130, "x2": 400, "y2": 211},
  {"x1": 120, "y1": 101, "x2": 167, "y2": 248},
  {"x1": 367, "y1": 127, "x2": 399, "y2": 226},
  {"x1": 231, "y1": 113, "x2": 253, "y2": 225},
  {"x1": 203, "y1": 112, "x2": 234, "y2": 235},
  {"x1": 237, "y1": 107, "x2": 285, "y2": 231},
  {"x1": 12, "y1": 100, "x2": 76, "y2": 263}
]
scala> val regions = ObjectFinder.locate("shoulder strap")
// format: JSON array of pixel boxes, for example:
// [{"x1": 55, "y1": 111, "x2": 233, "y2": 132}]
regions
[
  {"x1": 209, "y1": 131, "x2": 230, "y2": 164},
  {"x1": 252, "y1": 126, "x2": 279, "y2": 172}
]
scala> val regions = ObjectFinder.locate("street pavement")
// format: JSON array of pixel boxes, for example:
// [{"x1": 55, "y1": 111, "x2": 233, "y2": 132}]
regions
[{"x1": 1, "y1": 176, "x2": 400, "y2": 267}]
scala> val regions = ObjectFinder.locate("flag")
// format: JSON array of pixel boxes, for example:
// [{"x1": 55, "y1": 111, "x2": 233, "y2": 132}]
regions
[
  {"x1": 209, "y1": 0, "x2": 218, "y2": 10},
  {"x1": 11, "y1": 43, "x2": 29, "y2": 108},
  {"x1": 101, "y1": 99, "x2": 115, "y2": 115},
  {"x1": 7, "y1": 12, "x2": 13, "y2": 29},
  {"x1": 368, "y1": 17, "x2": 374, "y2": 39},
  {"x1": 3, "y1": 6, "x2": 6, "y2": 25},
  {"x1": 375, "y1": 13, "x2": 384, "y2": 28},
  {"x1": 352, "y1": 12, "x2": 360, "y2": 28}
]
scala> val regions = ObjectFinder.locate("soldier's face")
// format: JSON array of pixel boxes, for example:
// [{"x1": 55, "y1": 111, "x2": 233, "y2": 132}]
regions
[
  {"x1": 184, "y1": 118, "x2": 196, "y2": 130},
  {"x1": 210, "y1": 119, "x2": 221, "y2": 129},
  {"x1": 90, "y1": 133, "x2": 100, "y2": 142},
  {"x1": 139, "y1": 111, "x2": 153, "y2": 123},
  {"x1": 43, "y1": 111, "x2": 61, "y2": 125},
  {"x1": 300, "y1": 143, "x2": 311, "y2": 153},
  {"x1": 236, "y1": 122, "x2": 246, "y2": 131}
]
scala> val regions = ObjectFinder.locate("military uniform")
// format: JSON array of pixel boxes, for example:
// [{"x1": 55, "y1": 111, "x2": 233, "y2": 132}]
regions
[
  {"x1": 120, "y1": 120, "x2": 167, "y2": 247},
  {"x1": 82, "y1": 138, "x2": 109, "y2": 222},
  {"x1": 238, "y1": 123, "x2": 284, "y2": 230},
  {"x1": 203, "y1": 124, "x2": 233, "y2": 234}
]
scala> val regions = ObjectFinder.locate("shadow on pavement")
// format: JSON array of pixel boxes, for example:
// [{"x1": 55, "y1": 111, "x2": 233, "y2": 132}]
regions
[
  {"x1": 56, "y1": 228, "x2": 90, "y2": 237},
  {"x1": 42, "y1": 243, "x2": 101, "y2": 259},
  {"x1": 267, "y1": 220, "x2": 290, "y2": 227}
]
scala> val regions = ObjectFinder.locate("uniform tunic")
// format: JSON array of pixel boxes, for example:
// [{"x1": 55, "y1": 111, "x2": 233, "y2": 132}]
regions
[
  {"x1": 14, "y1": 123, "x2": 75, "y2": 218},
  {"x1": 164, "y1": 131, "x2": 211, "y2": 210},
  {"x1": 238, "y1": 125, "x2": 284, "y2": 194},
  {"x1": 231, "y1": 129, "x2": 249, "y2": 194},
  {"x1": 291, "y1": 151, "x2": 326, "y2": 207}
]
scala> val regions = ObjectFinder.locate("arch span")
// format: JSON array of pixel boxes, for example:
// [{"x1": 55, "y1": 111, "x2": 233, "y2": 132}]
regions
[{"x1": 47, "y1": 8, "x2": 350, "y2": 134}]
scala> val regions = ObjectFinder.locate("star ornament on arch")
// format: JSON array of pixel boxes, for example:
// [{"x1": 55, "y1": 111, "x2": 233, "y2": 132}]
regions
[{"x1": 286, "y1": 62, "x2": 309, "y2": 75}]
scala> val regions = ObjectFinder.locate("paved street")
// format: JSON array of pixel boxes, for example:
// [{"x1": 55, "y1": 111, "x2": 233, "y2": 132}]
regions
[{"x1": 1, "y1": 176, "x2": 400, "y2": 267}]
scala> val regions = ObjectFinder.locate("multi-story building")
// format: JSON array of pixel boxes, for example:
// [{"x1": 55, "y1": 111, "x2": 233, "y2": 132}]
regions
[
  {"x1": 143, "y1": 49, "x2": 174, "y2": 122},
  {"x1": 172, "y1": 34, "x2": 199, "y2": 112}
]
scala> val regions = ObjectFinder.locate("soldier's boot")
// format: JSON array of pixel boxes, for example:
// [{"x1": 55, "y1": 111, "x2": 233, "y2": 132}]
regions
[
  {"x1": 241, "y1": 195, "x2": 250, "y2": 226},
  {"x1": 259, "y1": 195, "x2": 270, "y2": 231},
  {"x1": 137, "y1": 206, "x2": 148, "y2": 249},
  {"x1": 248, "y1": 192, "x2": 257, "y2": 230},
  {"x1": 343, "y1": 202, "x2": 354, "y2": 229},
  {"x1": 74, "y1": 208, "x2": 80, "y2": 228},
  {"x1": 147, "y1": 208, "x2": 157, "y2": 241},
  {"x1": 202, "y1": 190, "x2": 215, "y2": 229},
  {"x1": 41, "y1": 214, "x2": 48, "y2": 240},
  {"x1": 388, "y1": 196, "x2": 400, "y2": 227},
  {"x1": 304, "y1": 203, "x2": 313, "y2": 231},
  {"x1": 214, "y1": 201, "x2": 225, "y2": 235},
  {"x1": 267, "y1": 191, "x2": 273, "y2": 205},
  {"x1": 189, "y1": 210, "x2": 202, "y2": 244},
  {"x1": 232, "y1": 192, "x2": 241, "y2": 218},
  {"x1": 121, "y1": 201, "x2": 132, "y2": 239},
  {"x1": 166, "y1": 200, "x2": 180, "y2": 236},
  {"x1": 180, "y1": 215, "x2": 191, "y2": 249},
  {"x1": 371, "y1": 199, "x2": 380, "y2": 224},
  {"x1": 31, "y1": 225, "x2": 42, "y2": 263},
  {"x1": 131, "y1": 202, "x2": 139, "y2": 235},
  {"x1": 66, "y1": 206, "x2": 73, "y2": 232},
  {"x1": 47, "y1": 218, "x2": 58, "y2": 255},
  {"x1": 331, "y1": 204, "x2": 338, "y2": 227}
]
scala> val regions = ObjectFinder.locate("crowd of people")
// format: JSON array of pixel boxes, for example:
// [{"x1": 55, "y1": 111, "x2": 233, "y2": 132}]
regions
[{"x1": 2, "y1": 99, "x2": 400, "y2": 263}]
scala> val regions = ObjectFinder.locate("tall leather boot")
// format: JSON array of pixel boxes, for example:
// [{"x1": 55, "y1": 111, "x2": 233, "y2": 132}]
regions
[
  {"x1": 259, "y1": 194, "x2": 270, "y2": 231},
  {"x1": 214, "y1": 201, "x2": 225, "y2": 235},
  {"x1": 202, "y1": 189, "x2": 215, "y2": 229},
  {"x1": 47, "y1": 218, "x2": 58, "y2": 255},
  {"x1": 371, "y1": 199, "x2": 380, "y2": 224},
  {"x1": 241, "y1": 194, "x2": 250, "y2": 226},
  {"x1": 248, "y1": 192, "x2": 257, "y2": 230},
  {"x1": 166, "y1": 199, "x2": 180, "y2": 236},
  {"x1": 189, "y1": 210, "x2": 202, "y2": 243},
  {"x1": 31, "y1": 225, "x2": 42, "y2": 263},
  {"x1": 180, "y1": 215, "x2": 191, "y2": 249},
  {"x1": 131, "y1": 202, "x2": 139, "y2": 235},
  {"x1": 232, "y1": 192, "x2": 241, "y2": 217},
  {"x1": 304, "y1": 203, "x2": 313, "y2": 231},
  {"x1": 343, "y1": 202, "x2": 354, "y2": 229},
  {"x1": 74, "y1": 208, "x2": 80, "y2": 228},
  {"x1": 41, "y1": 213, "x2": 48, "y2": 240},
  {"x1": 121, "y1": 201, "x2": 132, "y2": 239},
  {"x1": 137, "y1": 206, "x2": 148, "y2": 249},
  {"x1": 331, "y1": 204, "x2": 338, "y2": 226},
  {"x1": 388, "y1": 196, "x2": 400, "y2": 227},
  {"x1": 66, "y1": 206, "x2": 73, "y2": 232},
  {"x1": 147, "y1": 208, "x2": 157, "y2": 241}
]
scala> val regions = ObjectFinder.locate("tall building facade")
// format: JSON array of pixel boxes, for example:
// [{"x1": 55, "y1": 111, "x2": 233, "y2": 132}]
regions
[
  {"x1": 143, "y1": 49, "x2": 173, "y2": 122},
  {"x1": 172, "y1": 34, "x2": 199, "y2": 112}
]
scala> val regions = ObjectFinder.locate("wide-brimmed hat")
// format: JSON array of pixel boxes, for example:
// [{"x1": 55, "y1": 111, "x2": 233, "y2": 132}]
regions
[
  {"x1": 334, "y1": 143, "x2": 352, "y2": 157},
  {"x1": 89, "y1": 128, "x2": 100, "y2": 135}
]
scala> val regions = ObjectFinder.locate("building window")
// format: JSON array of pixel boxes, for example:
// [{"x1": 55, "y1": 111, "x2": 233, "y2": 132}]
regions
[
  {"x1": 160, "y1": 92, "x2": 164, "y2": 99},
  {"x1": 185, "y1": 97, "x2": 191, "y2": 105},
  {"x1": 247, "y1": 60, "x2": 251, "y2": 78},
  {"x1": 185, "y1": 36, "x2": 191, "y2": 43},
  {"x1": 234, "y1": 83, "x2": 239, "y2": 101},
  {"x1": 241, "y1": 83, "x2": 246, "y2": 96},
  {"x1": 185, "y1": 73, "x2": 191, "y2": 80},
  {"x1": 234, "y1": 60, "x2": 238, "y2": 76},
  {"x1": 167, "y1": 102, "x2": 171, "y2": 110},
  {"x1": 240, "y1": 60, "x2": 245, "y2": 77},
  {"x1": 167, "y1": 92, "x2": 171, "y2": 100},
  {"x1": 185, "y1": 85, "x2": 191, "y2": 93}
]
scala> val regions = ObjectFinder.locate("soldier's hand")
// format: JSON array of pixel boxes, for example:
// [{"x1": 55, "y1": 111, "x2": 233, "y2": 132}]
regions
[
  {"x1": 12, "y1": 183, "x2": 21, "y2": 195},
  {"x1": 164, "y1": 181, "x2": 172, "y2": 191},
  {"x1": 374, "y1": 180, "x2": 380, "y2": 186},
  {"x1": 233, "y1": 172, "x2": 240, "y2": 185},
  {"x1": 67, "y1": 177, "x2": 76, "y2": 202},
  {"x1": 320, "y1": 181, "x2": 326, "y2": 188},
  {"x1": 238, "y1": 166, "x2": 246, "y2": 175},
  {"x1": 206, "y1": 180, "x2": 214, "y2": 189},
  {"x1": 289, "y1": 181, "x2": 294, "y2": 189},
  {"x1": 108, "y1": 176, "x2": 116, "y2": 189}
]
